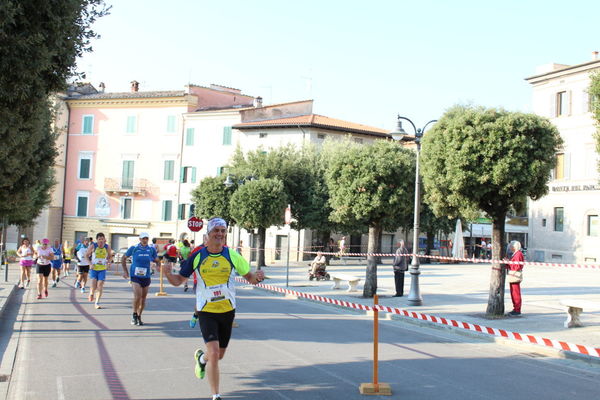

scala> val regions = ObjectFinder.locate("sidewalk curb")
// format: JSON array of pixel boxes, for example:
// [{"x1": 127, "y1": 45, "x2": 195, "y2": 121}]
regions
[
  {"x1": 0, "y1": 283, "x2": 17, "y2": 319},
  {"x1": 248, "y1": 283, "x2": 600, "y2": 367}
]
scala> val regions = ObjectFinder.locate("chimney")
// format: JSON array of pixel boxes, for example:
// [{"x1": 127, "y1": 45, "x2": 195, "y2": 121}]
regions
[
  {"x1": 254, "y1": 96, "x2": 263, "y2": 108},
  {"x1": 593, "y1": 51, "x2": 599, "y2": 61},
  {"x1": 99, "y1": 82, "x2": 105, "y2": 93},
  {"x1": 130, "y1": 80, "x2": 139, "y2": 92}
]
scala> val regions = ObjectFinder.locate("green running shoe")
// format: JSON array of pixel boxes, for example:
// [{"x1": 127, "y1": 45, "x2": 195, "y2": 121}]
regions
[{"x1": 194, "y1": 349, "x2": 206, "y2": 379}]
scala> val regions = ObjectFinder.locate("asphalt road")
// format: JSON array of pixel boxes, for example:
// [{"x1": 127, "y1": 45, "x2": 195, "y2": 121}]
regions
[{"x1": 2, "y1": 272, "x2": 599, "y2": 400}]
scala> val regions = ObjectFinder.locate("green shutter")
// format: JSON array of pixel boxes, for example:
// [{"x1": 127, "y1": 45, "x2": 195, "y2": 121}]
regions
[
  {"x1": 126, "y1": 116, "x2": 136, "y2": 133},
  {"x1": 82, "y1": 116, "x2": 93, "y2": 134},
  {"x1": 223, "y1": 126, "x2": 232, "y2": 145},
  {"x1": 180, "y1": 167, "x2": 185, "y2": 183},
  {"x1": 167, "y1": 115, "x2": 176, "y2": 133},
  {"x1": 186, "y1": 128, "x2": 195, "y2": 146},
  {"x1": 80, "y1": 158, "x2": 90, "y2": 179},
  {"x1": 122, "y1": 160, "x2": 134, "y2": 189},
  {"x1": 164, "y1": 160, "x2": 174, "y2": 180},
  {"x1": 191, "y1": 167, "x2": 197, "y2": 183},
  {"x1": 77, "y1": 196, "x2": 88, "y2": 217}
]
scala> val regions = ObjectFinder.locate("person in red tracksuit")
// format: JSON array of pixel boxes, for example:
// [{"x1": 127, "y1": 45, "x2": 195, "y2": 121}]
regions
[{"x1": 506, "y1": 241, "x2": 524, "y2": 317}]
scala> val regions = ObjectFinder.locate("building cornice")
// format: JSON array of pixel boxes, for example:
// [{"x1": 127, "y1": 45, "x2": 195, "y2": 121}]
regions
[
  {"x1": 525, "y1": 60, "x2": 600, "y2": 84},
  {"x1": 67, "y1": 95, "x2": 198, "y2": 109}
]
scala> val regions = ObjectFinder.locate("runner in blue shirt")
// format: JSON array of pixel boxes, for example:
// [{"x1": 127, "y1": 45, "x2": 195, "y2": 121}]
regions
[
  {"x1": 50, "y1": 239, "x2": 63, "y2": 287},
  {"x1": 121, "y1": 232, "x2": 159, "y2": 326}
]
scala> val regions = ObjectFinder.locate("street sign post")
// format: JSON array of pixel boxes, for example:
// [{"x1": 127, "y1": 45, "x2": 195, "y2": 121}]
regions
[
  {"x1": 188, "y1": 216, "x2": 203, "y2": 232},
  {"x1": 285, "y1": 204, "x2": 291, "y2": 287}
]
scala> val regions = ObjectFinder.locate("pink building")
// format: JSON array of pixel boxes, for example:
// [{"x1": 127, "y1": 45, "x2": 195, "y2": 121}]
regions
[{"x1": 62, "y1": 82, "x2": 254, "y2": 249}]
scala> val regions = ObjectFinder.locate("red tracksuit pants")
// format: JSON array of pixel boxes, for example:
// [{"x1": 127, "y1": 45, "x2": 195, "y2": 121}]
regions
[{"x1": 510, "y1": 282, "x2": 522, "y2": 313}]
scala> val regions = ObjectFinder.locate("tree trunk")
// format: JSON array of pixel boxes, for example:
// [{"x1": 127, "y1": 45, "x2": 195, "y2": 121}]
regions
[
  {"x1": 256, "y1": 226, "x2": 266, "y2": 269},
  {"x1": 363, "y1": 223, "x2": 382, "y2": 298},
  {"x1": 486, "y1": 213, "x2": 507, "y2": 316}
]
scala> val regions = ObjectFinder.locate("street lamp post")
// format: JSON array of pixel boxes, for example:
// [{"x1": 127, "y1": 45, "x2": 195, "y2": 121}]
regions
[{"x1": 390, "y1": 115, "x2": 437, "y2": 306}]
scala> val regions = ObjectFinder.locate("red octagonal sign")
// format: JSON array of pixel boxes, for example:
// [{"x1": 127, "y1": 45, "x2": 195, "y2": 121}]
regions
[{"x1": 187, "y1": 216, "x2": 203, "y2": 232}]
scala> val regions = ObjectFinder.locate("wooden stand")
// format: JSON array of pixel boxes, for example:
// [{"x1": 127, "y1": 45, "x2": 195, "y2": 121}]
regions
[
  {"x1": 359, "y1": 295, "x2": 392, "y2": 396},
  {"x1": 155, "y1": 262, "x2": 168, "y2": 296}
]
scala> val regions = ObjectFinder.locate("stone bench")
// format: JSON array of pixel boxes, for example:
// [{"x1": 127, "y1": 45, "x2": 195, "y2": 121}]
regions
[
  {"x1": 330, "y1": 273, "x2": 361, "y2": 292},
  {"x1": 340, "y1": 256, "x2": 366, "y2": 265},
  {"x1": 559, "y1": 299, "x2": 600, "y2": 328}
]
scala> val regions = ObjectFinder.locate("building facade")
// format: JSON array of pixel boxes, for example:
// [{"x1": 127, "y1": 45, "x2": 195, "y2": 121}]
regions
[{"x1": 526, "y1": 56, "x2": 600, "y2": 264}]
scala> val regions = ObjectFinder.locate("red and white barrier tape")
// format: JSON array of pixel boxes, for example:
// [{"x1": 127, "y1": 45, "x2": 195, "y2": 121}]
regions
[
  {"x1": 241, "y1": 246, "x2": 600, "y2": 269},
  {"x1": 236, "y1": 277, "x2": 600, "y2": 359}
]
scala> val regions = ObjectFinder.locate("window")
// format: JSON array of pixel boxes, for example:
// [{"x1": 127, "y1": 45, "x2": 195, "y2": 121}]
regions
[
  {"x1": 223, "y1": 126, "x2": 232, "y2": 145},
  {"x1": 189, "y1": 204, "x2": 196, "y2": 216},
  {"x1": 163, "y1": 160, "x2": 175, "y2": 181},
  {"x1": 126, "y1": 116, "x2": 137, "y2": 134},
  {"x1": 588, "y1": 215, "x2": 599, "y2": 237},
  {"x1": 554, "y1": 207, "x2": 564, "y2": 232},
  {"x1": 317, "y1": 134, "x2": 326, "y2": 140},
  {"x1": 78, "y1": 152, "x2": 93, "y2": 179},
  {"x1": 122, "y1": 160, "x2": 135, "y2": 189},
  {"x1": 82, "y1": 115, "x2": 94, "y2": 135},
  {"x1": 178, "y1": 204, "x2": 186, "y2": 220},
  {"x1": 162, "y1": 200, "x2": 173, "y2": 221},
  {"x1": 259, "y1": 132, "x2": 267, "y2": 138},
  {"x1": 121, "y1": 197, "x2": 133, "y2": 219},
  {"x1": 556, "y1": 91, "x2": 568, "y2": 116},
  {"x1": 166, "y1": 115, "x2": 176, "y2": 133},
  {"x1": 76, "y1": 192, "x2": 89, "y2": 217},
  {"x1": 354, "y1": 138, "x2": 363, "y2": 144},
  {"x1": 186, "y1": 128, "x2": 195, "y2": 146},
  {"x1": 180, "y1": 166, "x2": 197, "y2": 183},
  {"x1": 217, "y1": 166, "x2": 224, "y2": 176},
  {"x1": 554, "y1": 153, "x2": 564, "y2": 180},
  {"x1": 542, "y1": 218, "x2": 547, "y2": 227}
]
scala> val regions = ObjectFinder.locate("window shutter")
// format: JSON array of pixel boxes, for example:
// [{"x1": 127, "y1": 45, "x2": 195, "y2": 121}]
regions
[
  {"x1": 80, "y1": 159, "x2": 90, "y2": 179},
  {"x1": 583, "y1": 91, "x2": 590, "y2": 113},
  {"x1": 564, "y1": 153, "x2": 571, "y2": 179},
  {"x1": 550, "y1": 93, "x2": 556, "y2": 117},
  {"x1": 186, "y1": 128, "x2": 195, "y2": 146},
  {"x1": 167, "y1": 116, "x2": 176, "y2": 133},
  {"x1": 191, "y1": 167, "x2": 197, "y2": 183},
  {"x1": 223, "y1": 126, "x2": 232, "y2": 145},
  {"x1": 180, "y1": 167, "x2": 185, "y2": 183}
]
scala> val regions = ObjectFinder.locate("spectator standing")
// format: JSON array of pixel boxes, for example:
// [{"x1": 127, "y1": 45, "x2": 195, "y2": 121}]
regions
[
  {"x1": 506, "y1": 241, "x2": 525, "y2": 317},
  {"x1": 392, "y1": 240, "x2": 409, "y2": 297}
]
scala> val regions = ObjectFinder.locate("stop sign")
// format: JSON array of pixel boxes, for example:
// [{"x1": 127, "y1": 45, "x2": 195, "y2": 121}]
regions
[{"x1": 187, "y1": 216, "x2": 203, "y2": 232}]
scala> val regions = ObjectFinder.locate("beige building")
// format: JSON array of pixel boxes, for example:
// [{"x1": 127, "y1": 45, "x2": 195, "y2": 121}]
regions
[{"x1": 526, "y1": 55, "x2": 600, "y2": 264}]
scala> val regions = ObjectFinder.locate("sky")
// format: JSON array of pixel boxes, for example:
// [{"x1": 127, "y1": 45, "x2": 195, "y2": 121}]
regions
[{"x1": 77, "y1": 0, "x2": 600, "y2": 131}]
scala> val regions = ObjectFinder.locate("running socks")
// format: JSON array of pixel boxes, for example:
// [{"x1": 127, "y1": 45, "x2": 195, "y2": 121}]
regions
[{"x1": 189, "y1": 312, "x2": 198, "y2": 328}]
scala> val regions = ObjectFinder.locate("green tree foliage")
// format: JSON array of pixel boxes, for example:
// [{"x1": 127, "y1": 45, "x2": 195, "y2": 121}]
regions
[
  {"x1": 324, "y1": 139, "x2": 416, "y2": 297},
  {"x1": 191, "y1": 176, "x2": 235, "y2": 223},
  {"x1": 420, "y1": 105, "x2": 562, "y2": 316},
  {"x1": 229, "y1": 178, "x2": 287, "y2": 267},
  {"x1": 589, "y1": 70, "x2": 600, "y2": 175},
  {"x1": 229, "y1": 145, "x2": 333, "y2": 232},
  {"x1": 0, "y1": 0, "x2": 109, "y2": 226}
]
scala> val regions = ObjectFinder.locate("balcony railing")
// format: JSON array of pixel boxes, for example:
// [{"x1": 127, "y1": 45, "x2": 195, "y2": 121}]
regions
[{"x1": 104, "y1": 178, "x2": 150, "y2": 195}]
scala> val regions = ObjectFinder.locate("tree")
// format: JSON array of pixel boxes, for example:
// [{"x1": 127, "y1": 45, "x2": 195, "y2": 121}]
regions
[
  {"x1": 420, "y1": 105, "x2": 562, "y2": 316},
  {"x1": 229, "y1": 178, "x2": 287, "y2": 267},
  {"x1": 589, "y1": 70, "x2": 600, "y2": 175},
  {"x1": 191, "y1": 176, "x2": 236, "y2": 223},
  {"x1": 0, "y1": 0, "x2": 109, "y2": 226},
  {"x1": 324, "y1": 139, "x2": 416, "y2": 297}
]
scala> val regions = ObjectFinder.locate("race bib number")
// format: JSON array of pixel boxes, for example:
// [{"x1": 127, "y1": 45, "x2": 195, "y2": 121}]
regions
[
  {"x1": 134, "y1": 267, "x2": 147, "y2": 277},
  {"x1": 54, "y1": 255, "x2": 59, "y2": 260},
  {"x1": 207, "y1": 284, "x2": 227, "y2": 302},
  {"x1": 96, "y1": 259, "x2": 106, "y2": 265}
]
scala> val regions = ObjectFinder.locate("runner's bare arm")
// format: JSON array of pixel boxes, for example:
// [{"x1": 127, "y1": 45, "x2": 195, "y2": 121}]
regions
[
  {"x1": 161, "y1": 263, "x2": 186, "y2": 286},
  {"x1": 85, "y1": 245, "x2": 93, "y2": 264},
  {"x1": 243, "y1": 269, "x2": 264, "y2": 285},
  {"x1": 121, "y1": 252, "x2": 129, "y2": 279}
]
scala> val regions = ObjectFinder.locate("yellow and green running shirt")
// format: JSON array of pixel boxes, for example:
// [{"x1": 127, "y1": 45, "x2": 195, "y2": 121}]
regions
[
  {"x1": 91, "y1": 243, "x2": 109, "y2": 271},
  {"x1": 179, "y1": 247, "x2": 250, "y2": 313}
]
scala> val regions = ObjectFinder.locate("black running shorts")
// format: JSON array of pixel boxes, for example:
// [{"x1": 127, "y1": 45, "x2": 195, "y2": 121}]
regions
[
  {"x1": 36, "y1": 264, "x2": 51, "y2": 277},
  {"x1": 78, "y1": 265, "x2": 90, "y2": 274},
  {"x1": 197, "y1": 310, "x2": 235, "y2": 348}
]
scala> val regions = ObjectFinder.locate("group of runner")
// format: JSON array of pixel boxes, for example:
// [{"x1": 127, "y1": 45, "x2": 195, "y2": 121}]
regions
[{"x1": 15, "y1": 217, "x2": 262, "y2": 400}]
